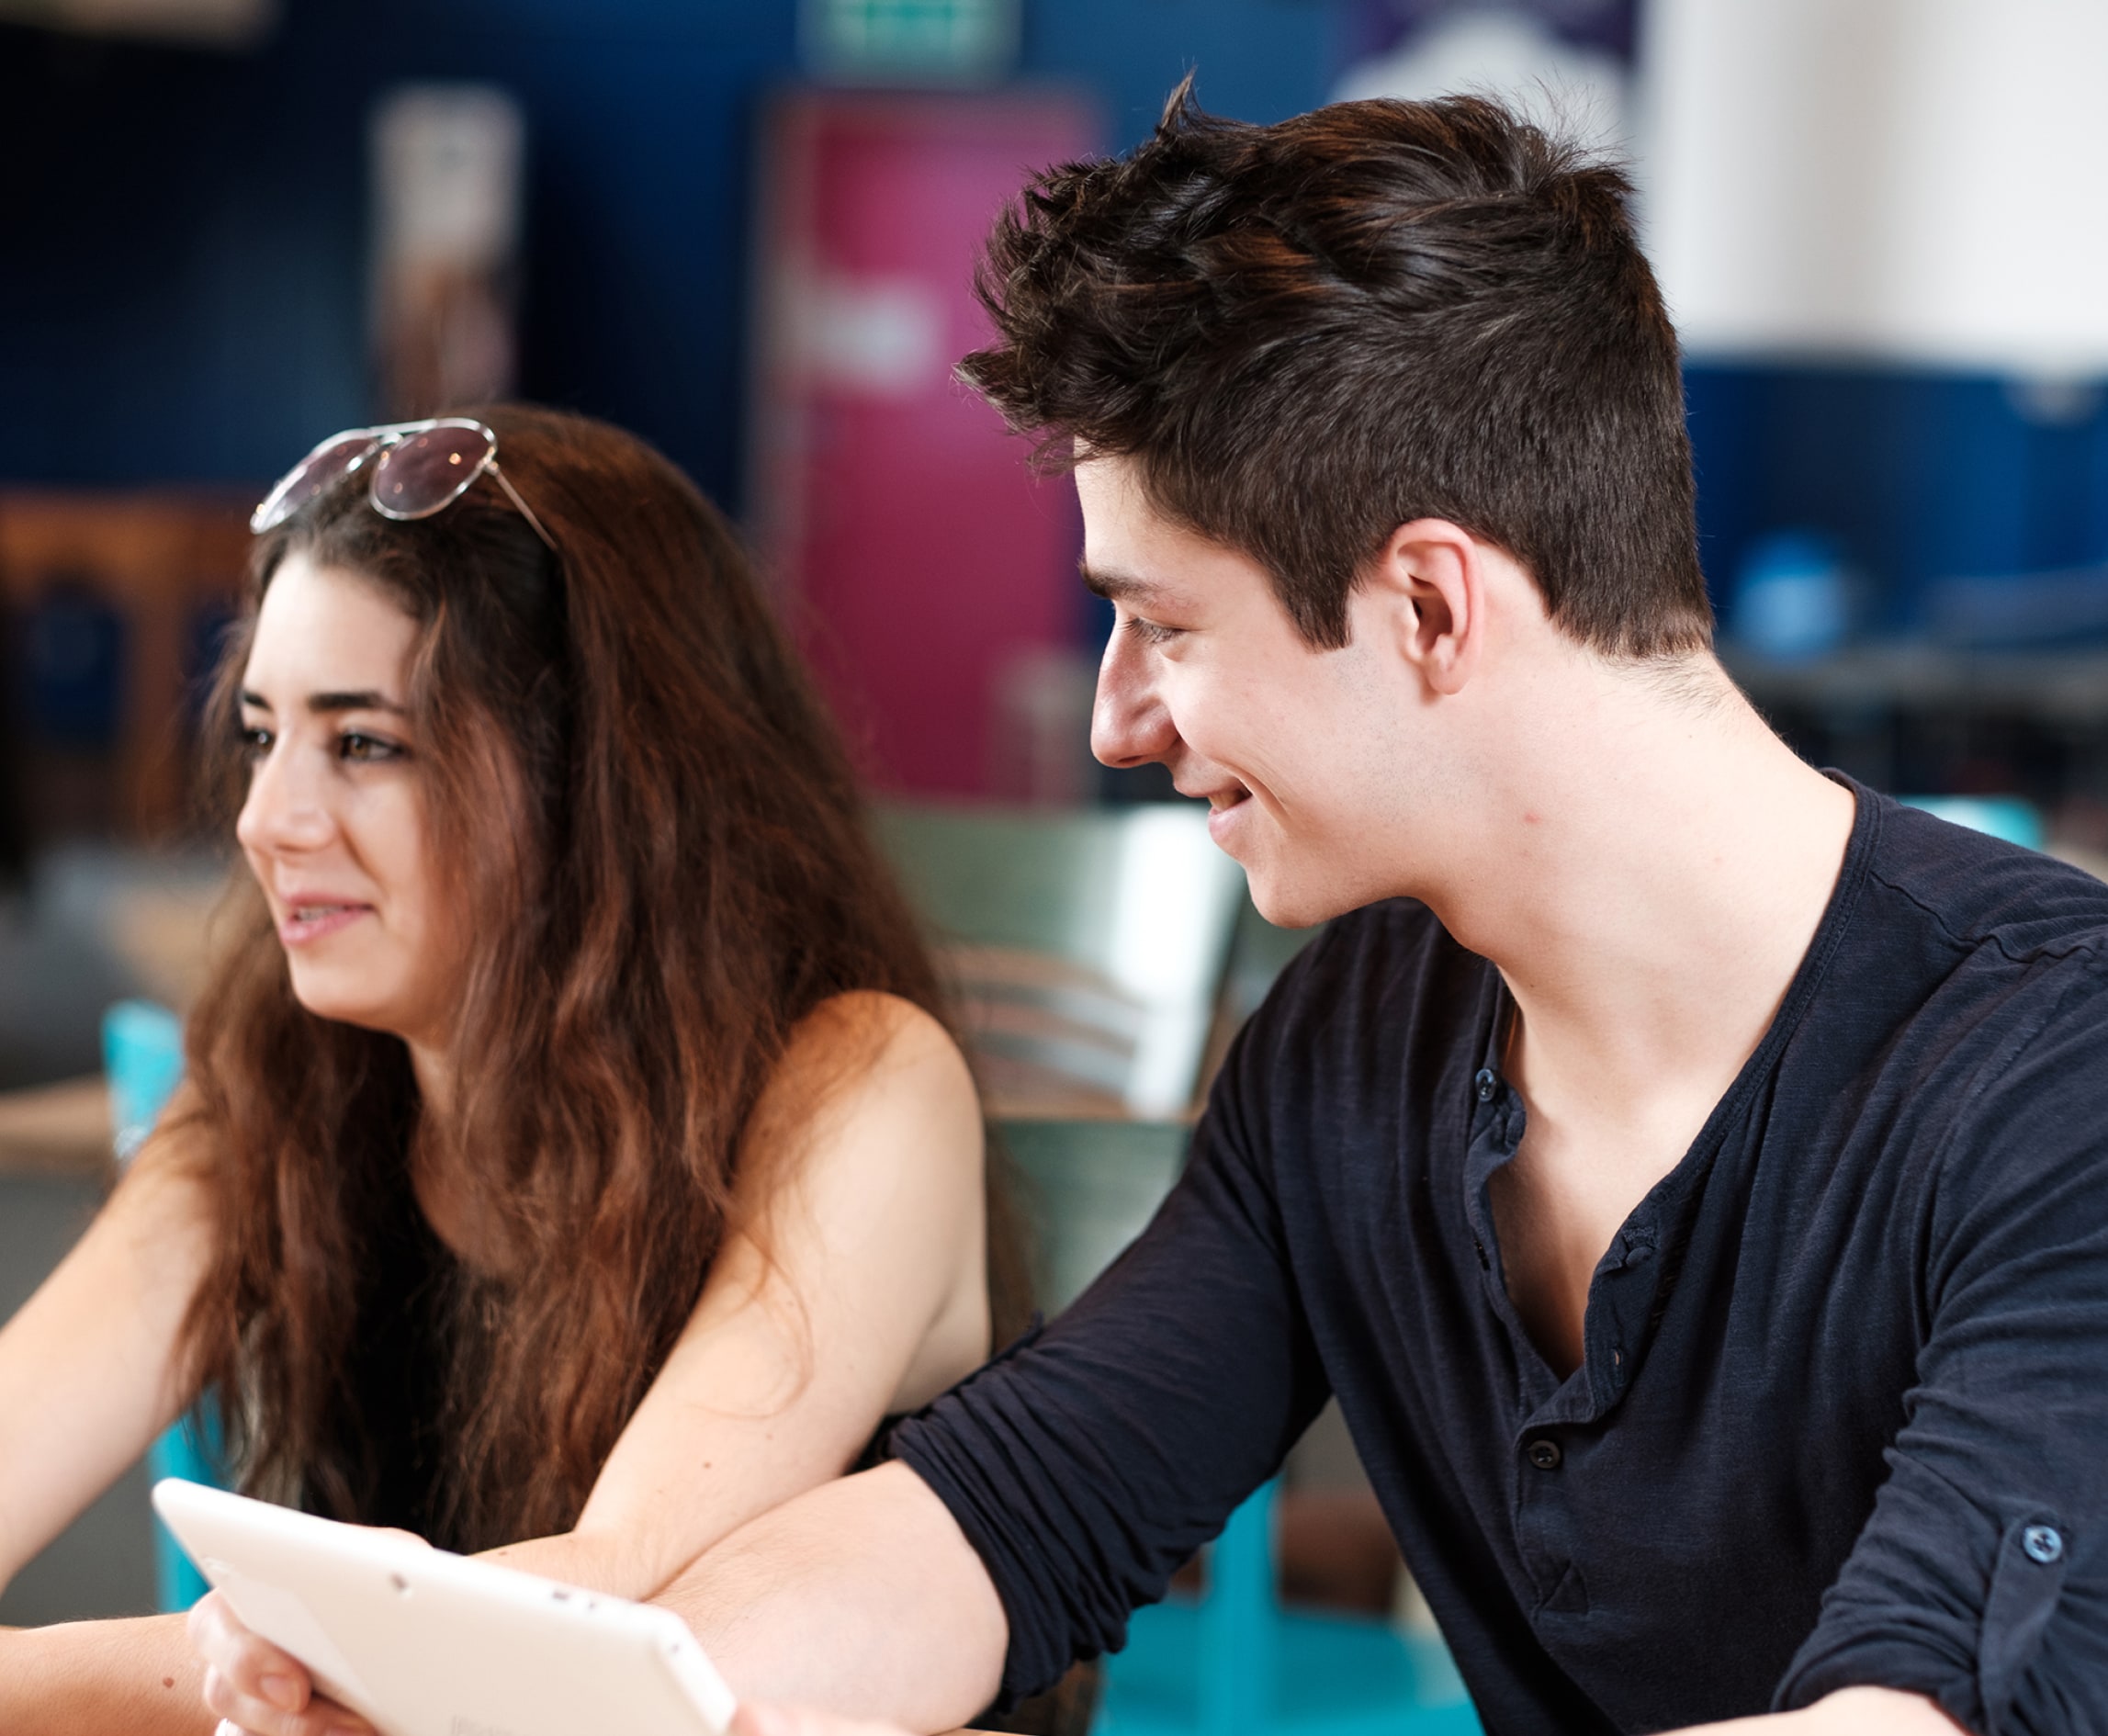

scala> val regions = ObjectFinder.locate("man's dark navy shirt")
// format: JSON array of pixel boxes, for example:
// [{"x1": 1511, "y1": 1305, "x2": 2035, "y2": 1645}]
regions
[{"x1": 894, "y1": 784, "x2": 2108, "y2": 1734}]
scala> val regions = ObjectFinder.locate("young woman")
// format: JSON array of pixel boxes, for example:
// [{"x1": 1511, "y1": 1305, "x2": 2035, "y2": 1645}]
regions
[{"x1": 0, "y1": 407, "x2": 1018, "y2": 1732}]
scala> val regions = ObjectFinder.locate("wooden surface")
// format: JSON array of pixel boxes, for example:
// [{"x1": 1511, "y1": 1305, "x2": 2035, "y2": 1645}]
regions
[
  {"x1": 0, "y1": 1075, "x2": 113, "y2": 1178},
  {"x1": 0, "y1": 488, "x2": 251, "y2": 839}
]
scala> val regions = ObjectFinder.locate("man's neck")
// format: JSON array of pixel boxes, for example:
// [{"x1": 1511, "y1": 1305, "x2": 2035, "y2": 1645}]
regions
[{"x1": 1421, "y1": 655, "x2": 1856, "y2": 1134}]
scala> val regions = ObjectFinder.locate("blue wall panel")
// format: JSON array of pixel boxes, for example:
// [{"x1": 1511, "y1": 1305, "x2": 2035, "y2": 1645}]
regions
[
  {"x1": 0, "y1": 0, "x2": 1340, "y2": 509},
  {"x1": 8, "y1": 1, "x2": 2102, "y2": 628}
]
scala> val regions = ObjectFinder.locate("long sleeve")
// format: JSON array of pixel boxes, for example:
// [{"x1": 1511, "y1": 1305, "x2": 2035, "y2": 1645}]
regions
[{"x1": 888, "y1": 1021, "x2": 1334, "y2": 1704}]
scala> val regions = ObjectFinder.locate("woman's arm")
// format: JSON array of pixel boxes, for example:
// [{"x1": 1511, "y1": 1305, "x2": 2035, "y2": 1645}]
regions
[
  {"x1": 195, "y1": 992, "x2": 993, "y2": 1734},
  {"x1": 0, "y1": 1618, "x2": 212, "y2": 1736},
  {"x1": 0, "y1": 1096, "x2": 214, "y2": 1591},
  {"x1": 483, "y1": 990, "x2": 991, "y2": 1598},
  {"x1": 0, "y1": 1092, "x2": 220, "y2": 1734}
]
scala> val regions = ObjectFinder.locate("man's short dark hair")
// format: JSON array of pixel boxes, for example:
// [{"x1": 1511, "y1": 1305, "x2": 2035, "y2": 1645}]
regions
[{"x1": 960, "y1": 82, "x2": 1711, "y2": 657}]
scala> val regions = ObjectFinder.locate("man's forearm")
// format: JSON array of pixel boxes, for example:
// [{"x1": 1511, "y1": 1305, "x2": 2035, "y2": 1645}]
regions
[
  {"x1": 654, "y1": 1462, "x2": 1009, "y2": 1734},
  {"x1": 0, "y1": 1615, "x2": 212, "y2": 1736}
]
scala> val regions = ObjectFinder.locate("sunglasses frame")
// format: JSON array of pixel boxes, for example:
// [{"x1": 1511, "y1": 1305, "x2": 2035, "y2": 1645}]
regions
[{"x1": 249, "y1": 418, "x2": 558, "y2": 553}]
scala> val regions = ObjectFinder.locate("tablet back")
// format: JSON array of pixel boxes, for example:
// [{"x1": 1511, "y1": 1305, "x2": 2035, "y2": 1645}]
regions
[{"x1": 153, "y1": 1479, "x2": 736, "y2": 1736}]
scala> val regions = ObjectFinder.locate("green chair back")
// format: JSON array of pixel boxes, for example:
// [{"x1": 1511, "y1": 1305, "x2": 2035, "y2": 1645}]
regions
[{"x1": 875, "y1": 801, "x2": 1246, "y2": 1118}]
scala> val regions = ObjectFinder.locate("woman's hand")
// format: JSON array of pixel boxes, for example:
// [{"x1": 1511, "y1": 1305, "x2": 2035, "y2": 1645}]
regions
[
  {"x1": 187, "y1": 1524, "x2": 436, "y2": 1736},
  {"x1": 188, "y1": 1589, "x2": 369, "y2": 1736}
]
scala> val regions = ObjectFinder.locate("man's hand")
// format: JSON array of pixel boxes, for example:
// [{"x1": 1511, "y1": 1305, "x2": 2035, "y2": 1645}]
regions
[
  {"x1": 1673, "y1": 1686, "x2": 1966, "y2": 1734},
  {"x1": 723, "y1": 1684, "x2": 1965, "y2": 1736},
  {"x1": 186, "y1": 1590, "x2": 371, "y2": 1736},
  {"x1": 733, "y1": 1701, "x2": 921, "y2": 1736}
]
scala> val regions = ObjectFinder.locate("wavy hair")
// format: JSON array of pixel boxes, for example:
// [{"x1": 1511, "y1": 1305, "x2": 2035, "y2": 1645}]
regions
[{"x1": 175, "y1": 404, "x2": 1018, "y2": 1550}]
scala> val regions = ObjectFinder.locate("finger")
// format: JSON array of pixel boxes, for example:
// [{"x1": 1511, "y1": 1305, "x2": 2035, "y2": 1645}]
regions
[
  {"x1": 187, "y1": 1591, "x2": 312, "y2": 1713},
  {"x1": 202, "y1": 1668, "x2": 374, "y2": 1736}
]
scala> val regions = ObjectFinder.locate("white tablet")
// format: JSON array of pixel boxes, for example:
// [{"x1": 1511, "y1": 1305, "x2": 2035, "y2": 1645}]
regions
[{"x1": 152, "y1": 1479, "x2": 738, "y2": 1736}]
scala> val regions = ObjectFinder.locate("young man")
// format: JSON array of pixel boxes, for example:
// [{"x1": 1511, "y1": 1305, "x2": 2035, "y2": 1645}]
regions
[{"x1": 198, "y1": 88, "x2": 2107, "y2": 1736}]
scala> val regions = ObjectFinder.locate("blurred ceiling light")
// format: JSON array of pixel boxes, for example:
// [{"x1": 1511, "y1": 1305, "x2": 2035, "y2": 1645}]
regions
[
  {"x1": 0, "y1": 0, "x2": 274, "y2": 50},
  {"x1": 1640, "y1": 0, "x2": 2108, "y2": 378},
  {"x1": 1334, "y1": 6, "x2": 1629, "y2": 155},
  {"x1": 799, "y1": 0, "x2": 1020, "y2": 87}
]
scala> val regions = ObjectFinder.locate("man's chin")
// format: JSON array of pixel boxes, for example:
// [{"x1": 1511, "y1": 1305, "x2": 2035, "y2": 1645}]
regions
[{"x1": 1243, "y1": 866, "x2": 1347, "y2": 933}]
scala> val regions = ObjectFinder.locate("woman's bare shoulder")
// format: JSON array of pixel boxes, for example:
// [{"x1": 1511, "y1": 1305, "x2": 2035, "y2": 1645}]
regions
[
  {"x1": 779, "y1": 991, "x2": 972, "y2": 1093},
  {"x1": 738, "y1": 993, "x2": 981, "y2": 1201}
]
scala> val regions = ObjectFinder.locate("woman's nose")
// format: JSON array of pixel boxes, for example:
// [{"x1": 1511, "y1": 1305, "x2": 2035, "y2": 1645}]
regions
[
  {"x1": 1090, "y1": 629, "x2": 1178, "y2": 770},
  {"x1": 235, "y1": 742, "x2": 335, "y2": 856}
]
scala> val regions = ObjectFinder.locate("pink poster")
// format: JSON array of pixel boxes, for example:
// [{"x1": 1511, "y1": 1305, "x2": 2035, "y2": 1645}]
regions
[{"x1": 751, "y1": 90, "x2": 1098, "y2": 797}]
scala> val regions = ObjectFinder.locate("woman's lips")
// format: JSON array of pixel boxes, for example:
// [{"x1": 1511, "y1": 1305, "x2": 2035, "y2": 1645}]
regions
[{"x1": 277, "y1": 903, "x2": 372, "y2": 946}]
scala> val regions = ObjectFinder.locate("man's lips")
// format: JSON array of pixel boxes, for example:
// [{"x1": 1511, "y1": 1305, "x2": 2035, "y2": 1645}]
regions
[
  {"x1": 1175, "y1": 772, "x2": 1253, "y2": 811},
  {"x1": 276, "y1": 901, "x2": 374, "y2": 945},
  {"x1": 1183, "y1": 780, "x2": 1253, "y2": 846}
]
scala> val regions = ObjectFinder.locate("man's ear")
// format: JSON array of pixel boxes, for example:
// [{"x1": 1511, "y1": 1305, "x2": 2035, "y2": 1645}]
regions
[{"x1": 1362, "y1": 519, "x2": 1483, "y2": 695}]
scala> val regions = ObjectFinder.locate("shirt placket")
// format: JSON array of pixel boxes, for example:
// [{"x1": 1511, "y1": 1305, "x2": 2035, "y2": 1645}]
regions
[{"x1": 1460, "y1": 1060, "x2": 1671, "y2": 1630}]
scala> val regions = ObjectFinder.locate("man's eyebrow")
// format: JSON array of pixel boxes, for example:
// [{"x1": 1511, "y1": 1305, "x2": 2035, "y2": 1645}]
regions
[{"x1": 1078, "y1": 562, "x2": 1167, "y2": 604}]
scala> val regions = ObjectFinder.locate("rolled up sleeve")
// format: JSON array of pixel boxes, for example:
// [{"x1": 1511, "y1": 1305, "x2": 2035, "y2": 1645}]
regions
[{"x1": 1776, "y1": 963, "x2": 2108, "y2": 1733}]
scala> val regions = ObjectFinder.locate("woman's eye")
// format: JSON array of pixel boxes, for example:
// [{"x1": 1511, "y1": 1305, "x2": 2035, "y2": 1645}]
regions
[
  {"x1": 239, "y1": 725, "x2": 272, "y2": 760},
  {"x1": 336, "y1": 731, "x2": 403, "y2": 763}
]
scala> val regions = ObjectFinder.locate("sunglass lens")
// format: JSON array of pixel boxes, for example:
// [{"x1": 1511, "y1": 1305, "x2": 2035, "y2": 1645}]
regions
[
  {"x1": 368, "y1": 424, "x2": 494, "y2": 520},
  {"x1": 250, "y1": 434, "x2": 379, "y2": 534}
]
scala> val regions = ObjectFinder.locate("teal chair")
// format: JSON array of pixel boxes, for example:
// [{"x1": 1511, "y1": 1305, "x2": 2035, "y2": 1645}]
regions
[
  {"x1": 1899, "y1": 795, "x2": 2045, "y2": 850},
  {"x1": 1100, "y1": 1482, "x2": 1481, "y2": 1736},
  {"x1": 102, "y1": 999, "x2": 221, "y2": 1613}
]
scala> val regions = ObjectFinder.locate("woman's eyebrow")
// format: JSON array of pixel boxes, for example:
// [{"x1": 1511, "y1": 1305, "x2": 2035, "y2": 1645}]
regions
[
  {"x1": 305, "y1": 690, "x2": 409, "y2": 716},
  {"x1": 239, "y1": 688, "x2": 408, "y2": 716}
]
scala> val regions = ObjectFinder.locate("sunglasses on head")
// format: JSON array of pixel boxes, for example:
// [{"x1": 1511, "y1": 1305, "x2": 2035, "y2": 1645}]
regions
[{"x1": 250, "y1": 418, "x2": 558, "y2": 552}]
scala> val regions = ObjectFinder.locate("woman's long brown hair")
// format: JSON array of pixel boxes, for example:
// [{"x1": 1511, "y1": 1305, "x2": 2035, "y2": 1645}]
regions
[{"x1": 176, "y1": 404, "x2": 1023, "y2": 1550}]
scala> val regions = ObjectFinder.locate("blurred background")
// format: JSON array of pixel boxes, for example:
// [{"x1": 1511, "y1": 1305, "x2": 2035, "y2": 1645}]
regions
[
  {"x1": 2, "y1": 0, "x2": 2105, "y2": 1719},
  {"x1": 6, "y1": 0, "x2": 2108, "y2": 875}
]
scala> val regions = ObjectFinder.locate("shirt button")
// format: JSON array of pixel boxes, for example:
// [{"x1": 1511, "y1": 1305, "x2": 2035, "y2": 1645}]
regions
[
  {"x1": 1526, "y1": 1437, "x2": 1562, "y2": 1471},
  {"x1": 1474, "y1": 1068, "x2": 1499, "y2": 1103},
  {"x1": 2023, "y1": 1525, "x2": 2065, "y2": 1564}
]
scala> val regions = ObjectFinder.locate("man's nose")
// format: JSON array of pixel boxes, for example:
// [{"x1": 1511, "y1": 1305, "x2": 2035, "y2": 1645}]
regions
[
  {"x1": 1089, "y1": 627, "x2": 1178, "y2": 769},
  {"x1": 235, "y1": 742, "x2": 335, "y2": 857}
]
